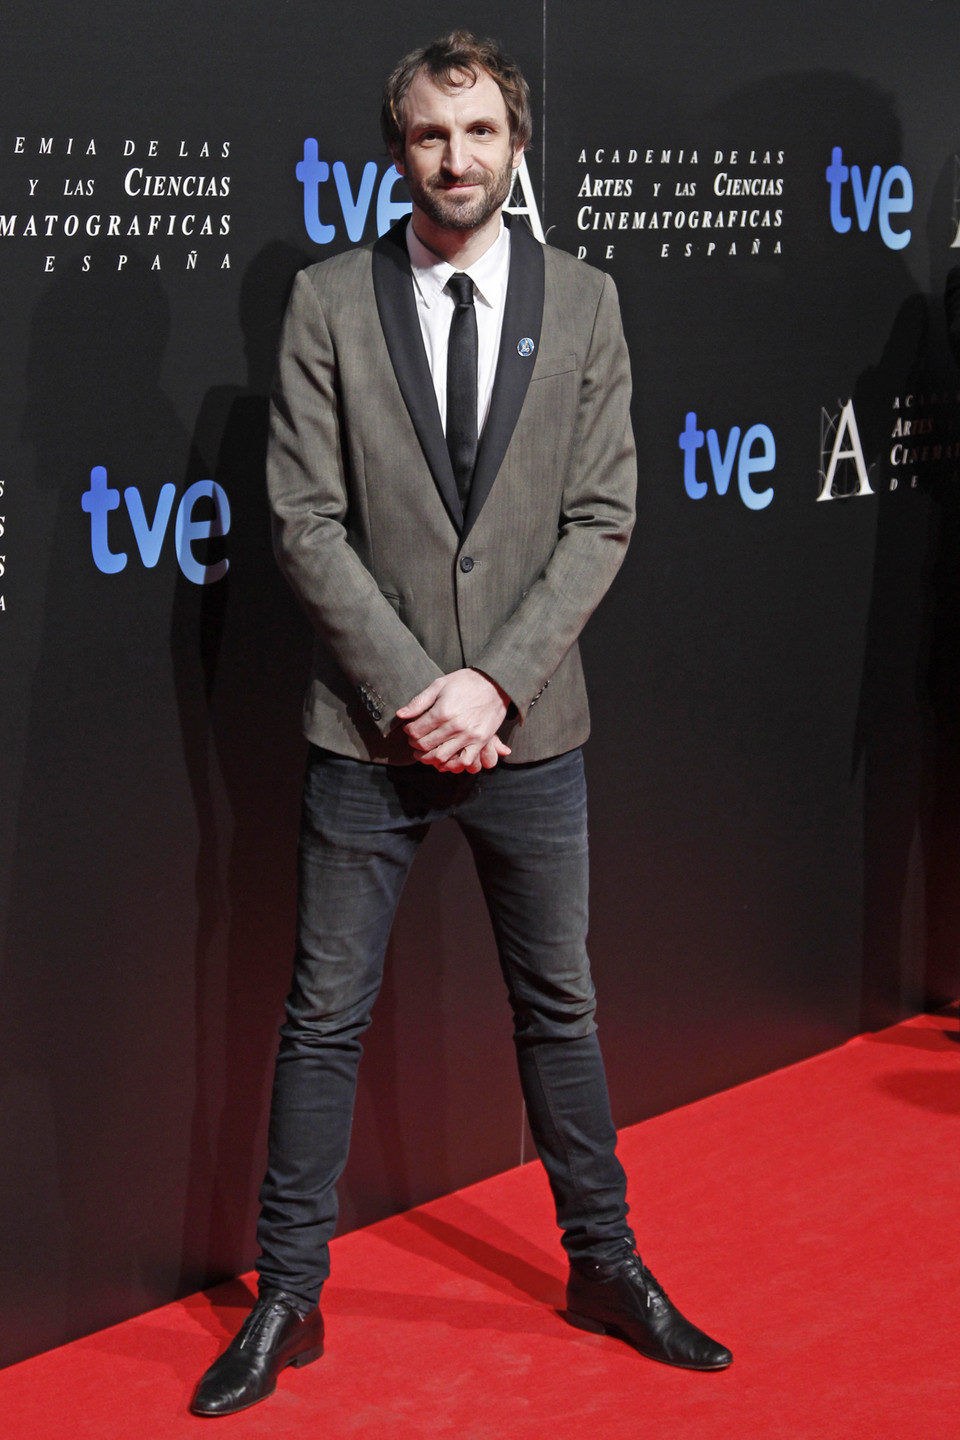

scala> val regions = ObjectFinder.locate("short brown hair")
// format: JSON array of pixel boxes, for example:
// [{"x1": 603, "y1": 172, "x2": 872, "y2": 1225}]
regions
[{"x1": 380, "y1": 30, "x2": 532, "y2": 160}]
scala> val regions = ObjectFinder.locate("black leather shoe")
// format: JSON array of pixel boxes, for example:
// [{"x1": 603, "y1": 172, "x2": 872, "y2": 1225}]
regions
[
  {"x1": 564, "y1": 1252, "x2": 732, "y2": 1371},
  {"x1": 190, "y1": 1290, "x2": 324, "y2": 1417}
]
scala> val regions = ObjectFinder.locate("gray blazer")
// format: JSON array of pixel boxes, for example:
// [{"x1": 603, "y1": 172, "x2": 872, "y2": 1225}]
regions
[{"x1": 267, "y1": 218, "x2": 637, "y2": 764}]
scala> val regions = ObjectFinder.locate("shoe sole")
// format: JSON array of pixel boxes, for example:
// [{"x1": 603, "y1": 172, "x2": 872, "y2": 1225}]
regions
[
  {"x1": 290, "y1": 1342, "x2": 325, "y2": 1368},
  {"x1": 189, "y1": 1341, "x2": 325, "y2": 1417},
  {"x1": 561, "y1": 1310, "x2": 732, "y2": 1371}
]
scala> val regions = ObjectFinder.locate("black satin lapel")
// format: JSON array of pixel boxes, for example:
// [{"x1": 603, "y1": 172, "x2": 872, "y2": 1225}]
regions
[
  {"x1": 372, "y1": 224, "x2": 463, "y2": 530},
  {"x1": 462, "y1": 221, "x2": 545, "y2": 539}
]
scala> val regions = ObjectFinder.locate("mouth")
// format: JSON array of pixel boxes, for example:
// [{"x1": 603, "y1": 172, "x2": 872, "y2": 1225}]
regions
[{"x1": 434, "y1": 175, "x2": 485, "y2": 193}]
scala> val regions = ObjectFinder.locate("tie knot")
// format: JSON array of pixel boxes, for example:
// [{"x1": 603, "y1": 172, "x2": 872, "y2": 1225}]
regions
[{"x1": 446, "y1": 272, "x2": 474, "y2": 307}]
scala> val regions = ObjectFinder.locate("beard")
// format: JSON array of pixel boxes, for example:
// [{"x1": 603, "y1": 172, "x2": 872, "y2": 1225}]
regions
[{"x1": 409, "y1": 151, "x2": 517, "y2": 232}]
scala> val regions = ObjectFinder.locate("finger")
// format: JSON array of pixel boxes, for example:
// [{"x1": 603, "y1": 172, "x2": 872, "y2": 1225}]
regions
[
  {"x1": 424, "y1": 753, "x2": 464, "y2": 773},
  {"x1": 426, "y1": 734, "x2": 478, "y2": 765},
  {"x1": 396, "y1": 679, "x2": 442, "y2": 719},
  {"x1": 478, "y1": 741, "x2": 501, "y2": 769},
  {"x1": 460, "y1": 745, "x2": 483, "y2": 773},
  {"x1": 432, "y1": 746, "x2": 468, "y2": 773},
  {"x1": 404, "y1": 718, "x2": 457, "y2": 748}
]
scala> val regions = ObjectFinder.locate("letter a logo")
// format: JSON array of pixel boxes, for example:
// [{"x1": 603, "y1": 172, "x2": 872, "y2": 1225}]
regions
[
  {"x1": 505, "y1": 156, "x2": 546, "y2": 243},
  {"x1": 818, "y1": 399, "x2": 874, "y2": 500}
]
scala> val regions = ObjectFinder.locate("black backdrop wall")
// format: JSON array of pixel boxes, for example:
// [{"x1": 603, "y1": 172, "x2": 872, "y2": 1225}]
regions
[{"x1": 2, "y1": 1, "x2": 958, "y2": 1367}]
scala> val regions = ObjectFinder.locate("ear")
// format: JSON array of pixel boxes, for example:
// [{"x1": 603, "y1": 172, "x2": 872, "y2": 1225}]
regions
[{"x1": 511, "y1": 142, "x2": 525, "y2": 171}]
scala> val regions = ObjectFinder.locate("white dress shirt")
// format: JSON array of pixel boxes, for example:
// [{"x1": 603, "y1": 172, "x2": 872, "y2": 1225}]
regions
[{"x1": 406, "y1": 218, "x2": 511, "y2": 438}]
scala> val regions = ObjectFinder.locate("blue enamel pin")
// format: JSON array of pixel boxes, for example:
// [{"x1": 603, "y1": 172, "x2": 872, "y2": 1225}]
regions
[{"x1": 517, "y1": 337, "x2": 535, "y2": 357}]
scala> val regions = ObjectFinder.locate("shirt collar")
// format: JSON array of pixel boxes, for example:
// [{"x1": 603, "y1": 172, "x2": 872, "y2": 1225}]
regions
[{"x1": 406, "y1": 216, "x2": 511, "y2": 311}]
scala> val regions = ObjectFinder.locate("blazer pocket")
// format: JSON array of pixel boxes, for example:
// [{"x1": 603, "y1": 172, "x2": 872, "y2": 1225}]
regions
[{"x1": 530, "y1": 352, "x2": 578, "y2": 382}]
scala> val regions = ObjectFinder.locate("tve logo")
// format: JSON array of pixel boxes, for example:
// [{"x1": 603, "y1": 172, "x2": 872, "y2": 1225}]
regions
[
  {"x1": 296, "y1": 141, "x2": 410, "y2": 244},
  {"x1": 679, "y1": 412, "x2": 776, "y2": 511},
  {"x1": 825, "y1": 147, "x2": 912, "y2": 250},
  {"x1": 295, "y1": 143, "x2": 546, "y2": 245},
  {"x1": 82, "y1": 466, "x2": 230, "y2": 584}
]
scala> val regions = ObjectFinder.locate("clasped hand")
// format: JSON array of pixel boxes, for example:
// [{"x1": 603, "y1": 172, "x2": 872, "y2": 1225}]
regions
[{"x1": 397, "y1": 669, "x2": 511, "y2": 773}]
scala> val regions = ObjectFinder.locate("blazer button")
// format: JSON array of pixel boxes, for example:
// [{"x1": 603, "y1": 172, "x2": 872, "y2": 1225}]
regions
[{"x1": 459, "y1": 555, "x2": 474, "y2": 573}]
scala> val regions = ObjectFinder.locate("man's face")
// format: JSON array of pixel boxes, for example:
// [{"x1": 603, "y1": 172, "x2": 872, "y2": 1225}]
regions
[{"x1": 396, "y1": 66, "x2": 523, "y2": 234}]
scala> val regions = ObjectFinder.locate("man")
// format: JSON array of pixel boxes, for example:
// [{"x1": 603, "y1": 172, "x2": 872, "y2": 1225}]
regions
[{"x1": 191, "y1": 31, "x2": 731, "y2": 1418}]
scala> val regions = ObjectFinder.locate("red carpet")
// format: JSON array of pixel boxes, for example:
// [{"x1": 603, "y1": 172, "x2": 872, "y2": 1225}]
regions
[{"x1": 3, "y1": 1010, "x2": 957, "y2": 1439}]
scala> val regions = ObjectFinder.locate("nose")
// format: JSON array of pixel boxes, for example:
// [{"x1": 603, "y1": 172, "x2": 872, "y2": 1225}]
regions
[{"x1": 443, "y1": 133, "x2": 470, "y2": 176}]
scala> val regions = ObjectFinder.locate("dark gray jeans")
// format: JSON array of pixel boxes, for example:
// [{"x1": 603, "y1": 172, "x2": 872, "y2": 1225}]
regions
[{"x1": 256, "y1": 744, "x2": 632, "y2": 1308}]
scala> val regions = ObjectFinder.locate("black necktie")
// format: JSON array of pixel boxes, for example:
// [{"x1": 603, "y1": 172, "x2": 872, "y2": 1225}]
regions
[{"x1": 445, "y1": 272, "x2": 478, "y2": 508}]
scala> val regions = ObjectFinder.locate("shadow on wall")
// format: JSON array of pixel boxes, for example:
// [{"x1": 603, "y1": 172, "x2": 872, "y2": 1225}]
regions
[
  {"x1": 691, "y1": 74, "x2": 960, "y2": 1030},
  {"x1": 2, "y1": 248, "x2": 199, "y2": 1365},
  {"x1": 852, "y1": 146, "x2": 960, "y2": 1028},
  {"x1": 917, "y1": 156, "x2": 960, "y2": 1017},
  {"x1": 169, "y1": 239, "x2": 314, "y2": 1301},
  {"x1": 584, "y1": 72, "x2": 953, "y2": 1127},
  {"x1": 0, "y1": 241, "x2": 321, "y2": 1366},
  {"x1": 685, "y1": 75, "x2": 960, "y2": 1035}
]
